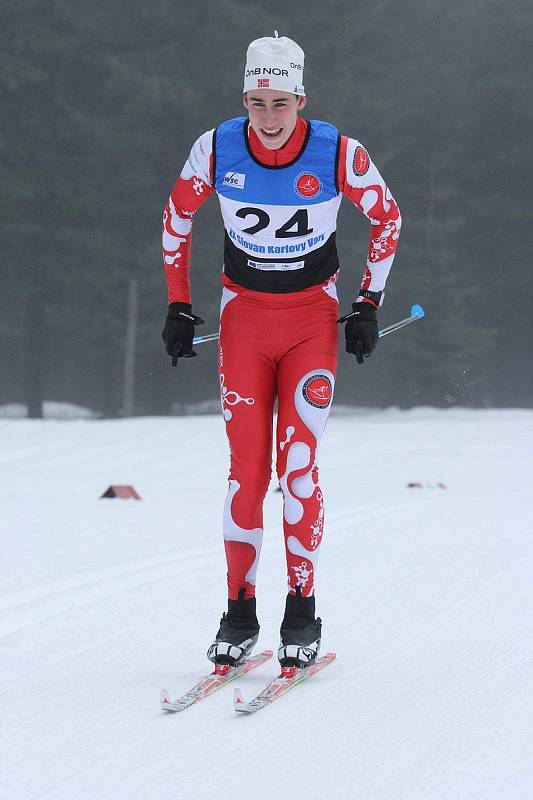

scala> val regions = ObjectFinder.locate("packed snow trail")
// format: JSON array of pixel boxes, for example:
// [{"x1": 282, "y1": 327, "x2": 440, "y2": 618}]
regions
[{"x1": 1, "y1": 410, "x2": 532, "y2": 799}]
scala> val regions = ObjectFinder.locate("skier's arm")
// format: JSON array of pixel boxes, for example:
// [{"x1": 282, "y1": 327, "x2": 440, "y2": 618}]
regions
[
  {"x1": 337, "y1": 135, "x2": 402, "y2": 308},
  {"x1": 162, "y1": 130, "x2": 216, "y2": 305}
]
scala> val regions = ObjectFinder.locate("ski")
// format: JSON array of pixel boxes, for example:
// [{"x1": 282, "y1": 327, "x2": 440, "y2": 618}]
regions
[
  {"x1": 233, "y1": 652, "x2": 336, "y2": 714},
  {"x1": 160, "y1": 649, "x2": 273, "y2": 713}
]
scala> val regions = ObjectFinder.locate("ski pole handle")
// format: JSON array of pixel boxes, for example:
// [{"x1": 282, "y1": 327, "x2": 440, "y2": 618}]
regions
[{"x1": 193, "y1": 304, "x2": 425, "y2": 346}]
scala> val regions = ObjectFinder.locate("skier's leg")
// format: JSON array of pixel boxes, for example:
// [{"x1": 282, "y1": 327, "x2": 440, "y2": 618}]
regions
[
  {"x1": 274, "y1": 292, "x2": 338, "y2": 666},
  {"x1": 218, "y1": 289, "x2": 277, "y2": 602},
  {"x1": 275, "y1": 294, "x2": 338, "y2": 601}
]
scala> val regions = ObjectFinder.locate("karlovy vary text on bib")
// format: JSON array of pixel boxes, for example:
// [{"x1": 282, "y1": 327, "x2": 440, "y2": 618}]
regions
[{"x1": 229, "y1": 227, "x2": 325, "y2": 255}]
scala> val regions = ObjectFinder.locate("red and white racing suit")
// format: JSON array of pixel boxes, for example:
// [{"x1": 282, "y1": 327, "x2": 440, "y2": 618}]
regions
[{"x1": 162, "y1": 117, "x2": 401, "y2": 600}]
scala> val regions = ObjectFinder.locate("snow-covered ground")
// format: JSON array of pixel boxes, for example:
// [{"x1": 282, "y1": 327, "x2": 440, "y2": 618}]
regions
[
  {"x1": 1, "y1": 409, "x2": 532, "y2": 800},
  {"x1": 0, "y1": 402, "x2": 101, "y2": 419}
]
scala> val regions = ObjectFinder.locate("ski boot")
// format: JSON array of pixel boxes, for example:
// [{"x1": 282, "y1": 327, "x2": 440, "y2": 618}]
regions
[
  {"x1": 278, "y1": 589, "x2": 322, "y2": 668},
  {"x1": 207, "y1": 591, "x2": 259, "y2": 667}
]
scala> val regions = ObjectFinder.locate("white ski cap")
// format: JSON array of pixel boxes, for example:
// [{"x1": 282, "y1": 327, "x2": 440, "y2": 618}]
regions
[{"x1": 243, "y1": 31, "x2": 305, "y2": 96}]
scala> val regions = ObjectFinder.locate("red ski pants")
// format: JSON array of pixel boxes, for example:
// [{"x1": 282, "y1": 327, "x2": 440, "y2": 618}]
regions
[{"x1": 218, "y1": 283, "x2": 338, "y2": 601}]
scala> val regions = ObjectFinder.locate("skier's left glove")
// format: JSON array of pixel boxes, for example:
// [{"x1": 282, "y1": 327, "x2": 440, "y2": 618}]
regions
[
  {"x1": 339, "y1": 302, "x2": 378, "y2": 365},
  {"x1": 162, "y1": 302, "x2": 205, "y2": 366}
]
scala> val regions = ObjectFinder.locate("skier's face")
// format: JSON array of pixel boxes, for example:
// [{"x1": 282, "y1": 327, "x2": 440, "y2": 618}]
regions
[{"x1": 244, "y1": 89, "x2": 306, "y2": 150}]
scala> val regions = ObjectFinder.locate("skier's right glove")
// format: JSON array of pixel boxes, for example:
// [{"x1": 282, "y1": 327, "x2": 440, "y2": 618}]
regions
[{"x1": 162, "y1": 302, "x2": 205, "y2": 366}]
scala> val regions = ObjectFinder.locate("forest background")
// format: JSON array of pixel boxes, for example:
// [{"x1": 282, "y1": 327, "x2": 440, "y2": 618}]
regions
[{"x1": 2, "y1": 0, "x2": 531, "y2": 417}]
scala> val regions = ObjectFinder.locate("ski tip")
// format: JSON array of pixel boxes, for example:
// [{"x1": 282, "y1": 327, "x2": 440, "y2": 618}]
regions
[
  {"x1": 411, "y1": 303, "x2": 425, "y2": 319},
  {"x1": 160, "y1": 689, "x2": 172, "y2": 709},
  {"x1": 233, "y1": 687, "x2": 250, "y2": 713},
  {"x1": 233, "y1": 687, "x2": 245, "y2": 705}
]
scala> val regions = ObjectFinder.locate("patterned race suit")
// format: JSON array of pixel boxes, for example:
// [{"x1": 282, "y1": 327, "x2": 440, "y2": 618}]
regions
[{"x1": 162, "y1": 116, "x2": 401, "y2": 599}]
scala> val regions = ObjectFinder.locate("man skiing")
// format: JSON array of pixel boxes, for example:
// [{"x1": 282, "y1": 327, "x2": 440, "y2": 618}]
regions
[{"x1": 161, "y1": 33, "x2": 401, "y2": 669}]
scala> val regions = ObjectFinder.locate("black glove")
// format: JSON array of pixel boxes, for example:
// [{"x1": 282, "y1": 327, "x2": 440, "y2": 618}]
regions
[
  {"x1": 342, "y1": 302, "x2": 379, "y2": 365},
  {"x1": 162, "y1": 302, "x2": 205, "y2": 366}
]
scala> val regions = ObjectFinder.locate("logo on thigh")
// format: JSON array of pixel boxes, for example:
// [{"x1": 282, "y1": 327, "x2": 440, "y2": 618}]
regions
[{"x1": 302, "y1": 374, "x2": 332, "y2": 409}]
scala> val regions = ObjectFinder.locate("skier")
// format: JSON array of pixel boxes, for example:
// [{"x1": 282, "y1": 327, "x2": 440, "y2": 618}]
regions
[{"x1": 161, "y1": 33, "x2": 401, "y2": 669}]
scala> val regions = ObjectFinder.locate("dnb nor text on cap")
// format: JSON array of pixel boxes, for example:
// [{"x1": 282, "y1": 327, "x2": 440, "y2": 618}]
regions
[{"x1": 243, "y1": 33, "x2": 305, "y2": 96}]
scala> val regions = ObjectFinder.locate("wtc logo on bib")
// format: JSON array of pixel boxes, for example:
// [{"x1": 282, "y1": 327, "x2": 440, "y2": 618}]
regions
[
  {"x1": 302, "y1": 375, "x2": 332, "y2": 408},
  {"x1": 294, "y1": 172, "x2": 322, "y2": 199}
]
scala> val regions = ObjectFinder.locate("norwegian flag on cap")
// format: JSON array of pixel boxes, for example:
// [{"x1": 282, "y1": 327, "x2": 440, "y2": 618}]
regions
[{"x1": 258, "y1": 78, "x2": 270, "y2": 88}]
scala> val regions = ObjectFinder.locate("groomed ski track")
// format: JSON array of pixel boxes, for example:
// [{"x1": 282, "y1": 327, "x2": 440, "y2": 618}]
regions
[{"x1": 1, "y1": 409, "x2": 532, "y2": 799}]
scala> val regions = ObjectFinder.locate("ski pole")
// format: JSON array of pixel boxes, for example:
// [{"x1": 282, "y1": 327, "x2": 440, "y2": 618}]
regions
[
  {"x1": 192, "y1": 331, "x2": 220, "y2": 345},
  {"x1": 378, "y1": 303, "x2": 425, "y2": 338},
  {"x1": 192, "y1": 304, "x2": 425, "y2": 346}
]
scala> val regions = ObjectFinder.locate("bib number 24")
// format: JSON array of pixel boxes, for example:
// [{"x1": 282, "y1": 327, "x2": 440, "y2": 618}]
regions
[{"x1": 236, "y1": 207, "x2": 313, "y2": 238}]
